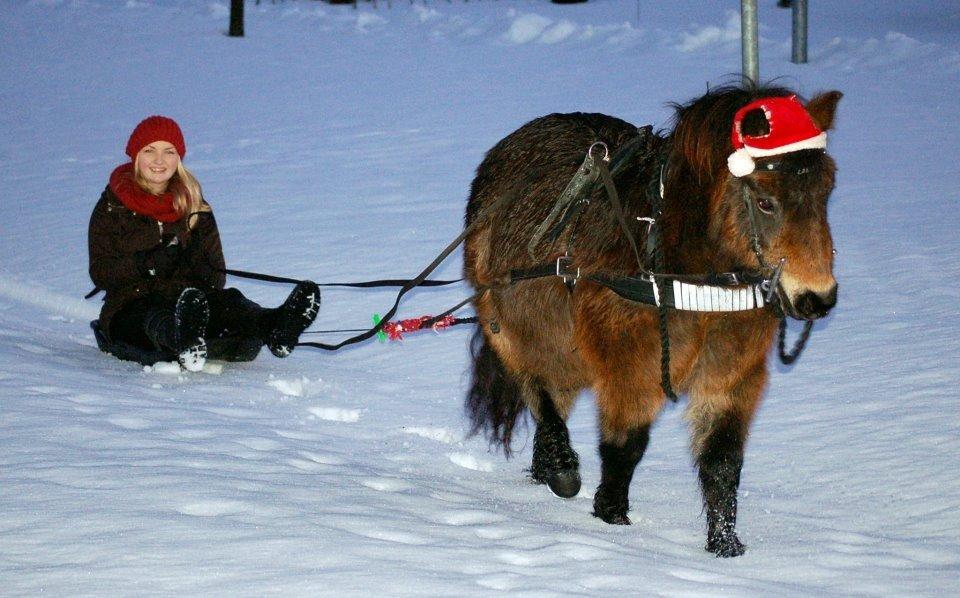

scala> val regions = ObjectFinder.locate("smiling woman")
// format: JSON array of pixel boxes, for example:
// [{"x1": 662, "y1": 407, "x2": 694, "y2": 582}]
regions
[
  {"x1": 135, "y1": 141, "x2": 179, "y2": 194},
  {"x1": 88, "y1": 116, "x2": 321, "y2": 371}
]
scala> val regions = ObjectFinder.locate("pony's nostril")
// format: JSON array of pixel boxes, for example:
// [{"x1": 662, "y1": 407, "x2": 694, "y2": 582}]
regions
[
  {"x1": 822, "y1": 285, "x2": 838, "y2": 311},
  {"x1": 794, "y1": 288, "x2": 837, "y2": 319}
]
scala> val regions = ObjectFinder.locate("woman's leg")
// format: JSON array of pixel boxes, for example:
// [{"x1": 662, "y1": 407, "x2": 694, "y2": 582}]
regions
[
  {"x1": 109, "y1": 295, "x2": 168, "y2": 352},
  {"x1": 205, "y1": 283, "x2": 320, "y2": 358},
  {"x1": 205, "y1": 288, "x2": 270, "y2": 340},
  {"x1": 108, "y1": 289, "x2": 208, "y2": 371}
]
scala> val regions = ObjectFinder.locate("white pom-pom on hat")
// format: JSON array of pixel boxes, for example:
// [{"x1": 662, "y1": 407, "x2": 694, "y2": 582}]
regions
[{"x1": 727, "y1": 148, "x2": 756, "y2": 177}]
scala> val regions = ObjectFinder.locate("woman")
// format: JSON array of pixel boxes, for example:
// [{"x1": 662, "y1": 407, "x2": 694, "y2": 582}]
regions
[{"x1": 89, "y1": 115, "x2": 320, "y2": 371}]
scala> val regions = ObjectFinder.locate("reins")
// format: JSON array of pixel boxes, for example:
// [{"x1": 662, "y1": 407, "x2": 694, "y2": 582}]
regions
[
  {"x1": 210, "y1": 184, "x2": 522, "y2": 351},
  {"x1": 289, "y1": 207, "x2": 484, "y2": 351},
  {"x1": 217, "y1": 266, "x2": 478, "y2": 347},
  {"x1": 219, "y1": 267, "x2": 463, "y2": 290}
]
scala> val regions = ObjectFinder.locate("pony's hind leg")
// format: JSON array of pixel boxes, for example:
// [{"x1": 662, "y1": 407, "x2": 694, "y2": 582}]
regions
[
  {"x1": 530, "y1": 387, "x2": 581, "y2": 498},
  {"x1": 592, "y1": 426, "x2": 651, "y2": 524}
]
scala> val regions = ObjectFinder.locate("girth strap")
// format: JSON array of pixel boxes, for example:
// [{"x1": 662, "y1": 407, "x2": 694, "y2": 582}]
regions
[
  {"x1": 589, "y1": 274, "x2": 768, "y2": 312},
  {"x1": 507, "y1": 265, "x2": 769, "y2": 313}
]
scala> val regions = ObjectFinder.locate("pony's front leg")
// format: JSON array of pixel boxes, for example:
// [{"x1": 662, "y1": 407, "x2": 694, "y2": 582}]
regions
[
  {"x1": 592, "y1": 425, "x2": 650, "y2": 524},
  {"x1": 690, "y1": 366, "x2": 764, "y2": 558},
  {"x1": 696, "y1": 411, "x2": 747, "y2": 557}
]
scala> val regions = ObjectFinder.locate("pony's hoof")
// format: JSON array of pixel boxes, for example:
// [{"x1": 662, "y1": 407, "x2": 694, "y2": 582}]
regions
[
  {"x1": 592, "y1": 496, "x2": 631, "y2": 525},
  {"x1": 706, "y1": 534, "x2": 746, "y2": 558},
  {"x1": 546, "y1": 469, "x2": 581, "y2": 498},
  {"x1": 592, "y1": 487, "x2": 631, "y2": 524},
  {"x1": 593, "y1": 508, "x2": 631, "y2": 525}
]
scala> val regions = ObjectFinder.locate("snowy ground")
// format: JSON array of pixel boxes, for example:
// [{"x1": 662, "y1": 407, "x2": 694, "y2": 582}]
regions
[{"x1": 1, "y1": 0, "x2": 959, "y2": 595}]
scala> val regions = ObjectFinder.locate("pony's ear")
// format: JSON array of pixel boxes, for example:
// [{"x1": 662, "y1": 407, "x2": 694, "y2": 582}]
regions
[{"x1": 806, "y1": 91, "x2": 843, "y2": 131}]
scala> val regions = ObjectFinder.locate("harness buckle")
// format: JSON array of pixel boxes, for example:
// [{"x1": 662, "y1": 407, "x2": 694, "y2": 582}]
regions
[
  {"x1": 636, "y1": 216, "x2": 656, "y2": 234},
  {"x1": 762, "y1": 258, "x2": 787, "y2": 303},
  {"x1": 638, "y1": 272, "x2": 662, "y2": 307},
  {"x1": 556, "y1": 254, "x2": 580, "y2": 285}
]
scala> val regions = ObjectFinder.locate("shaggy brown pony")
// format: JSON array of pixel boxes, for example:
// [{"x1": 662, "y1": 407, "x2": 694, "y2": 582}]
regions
[{"x1": 463, "y1": 85, "x2": 842, "y2": 557}]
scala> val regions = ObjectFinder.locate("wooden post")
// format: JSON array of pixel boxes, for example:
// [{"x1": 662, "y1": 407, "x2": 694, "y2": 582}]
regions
[{"x1": 229, "y1": 0, "x2": 244, "y2": 38}]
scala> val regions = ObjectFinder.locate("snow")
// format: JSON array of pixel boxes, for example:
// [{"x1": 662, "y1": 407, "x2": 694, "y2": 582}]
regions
[{"x1": 2, "y1": 0, "x2": 959, "y2": 595}]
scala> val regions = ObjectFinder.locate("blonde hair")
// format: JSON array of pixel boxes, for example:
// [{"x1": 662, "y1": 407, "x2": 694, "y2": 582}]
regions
[{"x1": 134, "y1": 160, "x2": 210, "y2": 228}]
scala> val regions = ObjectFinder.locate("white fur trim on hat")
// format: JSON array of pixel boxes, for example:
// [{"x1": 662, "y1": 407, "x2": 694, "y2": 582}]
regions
[
  {"x1": 727, "y1": 148, "x2": 756, "y2": 177},
  {"x1": 727, "y1": 132, "x2": 828, "y2": 177},
  {"x1": 744, "y1": 132, "x2": 827, "y2": 158}
]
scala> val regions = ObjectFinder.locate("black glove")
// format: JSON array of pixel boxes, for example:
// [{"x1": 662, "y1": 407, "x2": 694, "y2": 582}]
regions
[{"x1": 135, "y1": 243, "x2": 182, "y2": 278}]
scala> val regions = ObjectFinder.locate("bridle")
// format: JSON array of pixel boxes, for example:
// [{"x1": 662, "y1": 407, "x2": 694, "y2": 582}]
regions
[
  {"x1": 735, "y1": 158, "x2": 820, "y2": 364},
  {"x1": 739, "y1": 171, "x2": 788, "y2": 313}
]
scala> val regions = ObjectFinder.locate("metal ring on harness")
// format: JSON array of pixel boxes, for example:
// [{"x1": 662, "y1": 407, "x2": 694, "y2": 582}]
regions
[{"x1": 588, "y1": 141, "x2": 610, "y2": 163}]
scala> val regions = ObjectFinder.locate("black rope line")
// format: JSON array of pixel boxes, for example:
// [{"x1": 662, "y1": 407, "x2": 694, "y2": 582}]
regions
[
  {"x1": 598, "y1": 159, "x2": 646, "y2": 273},
  {"x1": 640, "y1": 149, "x2": 678, "y2": 402},
  {"x1": 293, "y1": 187, "x2": 518, "y2": 351},
  {"x1": 220, "y1": 267, "x2": 461, "y2": 289},
  {"x1": 778, "y1": 318, "x2": 814, "y2": 365},
  {"x1": 420, "y1": 294, "x2": 480, "y2": 328}
]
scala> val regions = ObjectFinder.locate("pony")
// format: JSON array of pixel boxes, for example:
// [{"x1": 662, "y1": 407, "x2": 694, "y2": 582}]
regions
[{"x1": 462, "y1": 84, "x2": 842, "y2": 557}]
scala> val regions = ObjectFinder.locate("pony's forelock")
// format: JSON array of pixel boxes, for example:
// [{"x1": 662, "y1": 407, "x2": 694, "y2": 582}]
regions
[{"x1": 668, "y1": 85, "x2": 797, "y2": 183}]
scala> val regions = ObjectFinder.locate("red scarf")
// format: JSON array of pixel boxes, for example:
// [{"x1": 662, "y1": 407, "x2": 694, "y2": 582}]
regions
[{"x1": 108, "y1": 163, "x2": 181, "y2": 223}]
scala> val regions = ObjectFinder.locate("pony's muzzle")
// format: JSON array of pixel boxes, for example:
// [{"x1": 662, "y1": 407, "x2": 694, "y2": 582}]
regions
[{"x1": 791, "y1": 284, "x2": 838, "y2": 320}]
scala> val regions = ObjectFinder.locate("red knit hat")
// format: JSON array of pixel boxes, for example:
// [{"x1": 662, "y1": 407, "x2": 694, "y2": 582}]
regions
[
  {"x1": 125, "y1": 115, "x2": 186, "y2": 160},
  {"x1": 727, "y1": 95, "x2": 826, "y2": 177}
]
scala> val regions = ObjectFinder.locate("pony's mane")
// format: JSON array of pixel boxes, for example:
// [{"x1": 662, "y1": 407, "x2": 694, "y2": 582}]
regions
[{"x1": 667, "y1": 84, "x2": 797, "y2": 186}]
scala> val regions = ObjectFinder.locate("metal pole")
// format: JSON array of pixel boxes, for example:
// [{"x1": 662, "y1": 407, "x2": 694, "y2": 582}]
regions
[
  {"x1": 791, "y1": 0, "x2": 809, "y2": 64},
  {"x1": 741, "y1": 0, "x2": 759, "y2": 86}
]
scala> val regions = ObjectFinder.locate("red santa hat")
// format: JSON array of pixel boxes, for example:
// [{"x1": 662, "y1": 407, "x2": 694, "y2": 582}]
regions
[{"x1": 727, "y1": 95, "x2": 826, "y2": 177}]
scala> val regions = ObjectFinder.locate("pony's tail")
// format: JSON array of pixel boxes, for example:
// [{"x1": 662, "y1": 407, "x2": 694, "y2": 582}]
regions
[{"x1": 465, "y1": 327, "x2": 527, "y2": 456}]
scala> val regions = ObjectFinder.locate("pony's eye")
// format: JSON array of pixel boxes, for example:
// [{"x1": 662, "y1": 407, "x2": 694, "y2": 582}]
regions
[
  {"x1": 763, "y1": 161, "x2": 780, "y2": 171},
  {"x1": 756, "y1": 197, "x2": 776, "y2": 214}
]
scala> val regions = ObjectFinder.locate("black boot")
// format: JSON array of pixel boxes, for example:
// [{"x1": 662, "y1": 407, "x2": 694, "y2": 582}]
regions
[
  {"x1": 174, "y1": 288, "x2": 210, "y2": 371},
  {"x1": 265, "y1": 281, "x2": 321, "y2": 358},
  {"x1": 145, "y1": 289, "x2": 209, "y2": 371}
]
